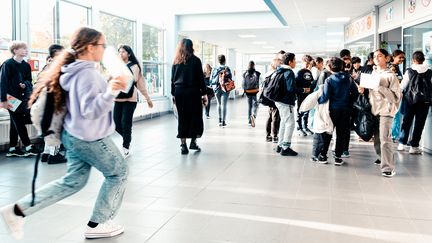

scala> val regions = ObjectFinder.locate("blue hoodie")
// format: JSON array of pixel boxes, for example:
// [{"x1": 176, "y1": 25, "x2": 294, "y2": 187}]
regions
[
  {"x1": 318, "y1": 72, "x2": 358, "y2": 110},
  {"x1": 60, "y1": 60, "x2": 115, "y2": 141}
]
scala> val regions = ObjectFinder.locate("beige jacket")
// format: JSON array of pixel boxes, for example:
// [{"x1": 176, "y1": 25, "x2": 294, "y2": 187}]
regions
[
  {"x1": 369, "y1": 68, "x2": 401, "y2": 117},
  {"x1": 114, "y1": 64, "x2": 151, "y2": 103}
]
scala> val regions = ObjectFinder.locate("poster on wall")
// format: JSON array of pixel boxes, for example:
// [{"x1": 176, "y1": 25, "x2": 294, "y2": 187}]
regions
[{"x1": 424, "y1": 31, "x2": 432, "y2": 67}]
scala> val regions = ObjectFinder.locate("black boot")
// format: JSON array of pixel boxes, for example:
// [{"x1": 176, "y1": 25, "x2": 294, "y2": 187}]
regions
[
  {"x1": 181, "y1": 144, "x2": 189, "y2": 154},
  {"x1": 189, "y1": 139, "x2": 201, "y2": 152}
]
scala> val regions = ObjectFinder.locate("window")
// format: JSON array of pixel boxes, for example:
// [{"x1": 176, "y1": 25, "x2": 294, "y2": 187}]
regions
[
  {"x1": 57, "y1": 1, "x2": 90, "y2": 46},
  {"x1": 143, "y1": 24, "x2": 164, "y2": 96},
  {"x1": 202, "y1": 42, "x2": 215, "y2": 67},
  {"x1": 99, "y1": 12, "x2": 135, "y2": 48},
  {"x1": 29, "y1": 0, "x2": 55, "y2": 51},
  {"x1": 403, "y1": 20, "x2": 432, "y2": 69},
  {"x1": 192, "y1": 39, "x2": 203, "y2": 60},
  {"x1": 0, "y1": 0, "x2": 12, "y2": 50}
]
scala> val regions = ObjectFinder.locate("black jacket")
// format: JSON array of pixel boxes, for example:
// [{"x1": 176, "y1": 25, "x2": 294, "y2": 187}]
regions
[
  {"x1": 171, "y1": 55, "x2": 206, "y2": 96},
  {"x1": 0, "y1": 58, "x2": 32, "y2": 105}
]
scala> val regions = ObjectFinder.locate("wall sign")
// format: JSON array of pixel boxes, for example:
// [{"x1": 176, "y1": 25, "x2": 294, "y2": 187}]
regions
[
  {"x1": 423, "y1": 0, "x2": 431, "y2": 6},
  {"x1": 408, "y1": 0, "x2": 417, "y2": 13}
]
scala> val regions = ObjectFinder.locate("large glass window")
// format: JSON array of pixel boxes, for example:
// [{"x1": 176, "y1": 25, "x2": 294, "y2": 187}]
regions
[
  {"x1": 0, "y1": 0, "x2": 13, "y2": 49},
  {"x1": 57, "y1": 1, "x2": 90, "y2": 46},
  {"x1": 403, "y1": 20, "x2": 432, "y2": 69},
  {"x1": 99, "y1": 12, "x2": 135, "y2": 48},
  {"x1": 202, "y1": 42, "x2": 215, "y2": 67},
  {"x1": 29, "y1": 0, "x2": 55, "y2": 51},
  {"x1": 143, "y1": 24, "x2": 164, "y2": 96}
]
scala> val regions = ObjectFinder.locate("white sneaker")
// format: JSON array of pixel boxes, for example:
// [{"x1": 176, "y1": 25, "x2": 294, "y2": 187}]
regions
[
  {"x1": 0, "y1": 204, "x2": 25, "y2": 240},
  {"x1": 397, "y1": 143, "x2": 405, "y2": 151},
  {"x1": 122, "y1": 148, "x2": 130, "y2": 159},
  {"x1": 409, "y1": 147, "x2": 422, "y2": 154},
  {"x1": 84, "y1": 220, "x2": 124, "y2": 239}
]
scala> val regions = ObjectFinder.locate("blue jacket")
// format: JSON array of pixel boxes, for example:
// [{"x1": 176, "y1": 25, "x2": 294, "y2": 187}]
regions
[
  {"x1": 276, "y1": 65, "x2": 303, "y2": 105},
  {"x1": 318, "y1": 72, "x2": 358, "y2": 110}
]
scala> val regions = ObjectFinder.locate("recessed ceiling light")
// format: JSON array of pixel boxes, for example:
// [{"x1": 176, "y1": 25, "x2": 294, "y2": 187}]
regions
[
  {"x1": 315, "y1": 53, "x2": 325, "y2": 56},
  {"x1": 252, "y1": 41, "x2": 267, "y2": 44},
  {"x1": 326, "y1": 17, "x2": 350, "y2": 22},
  {"x1": 238, "y1": 34, "x2": 256, "y2": 38},
  {"x1": 403, "y1": 34, "x2": 412, "y2": 37},
  {"x1": 327, "y1": 32, "x2": 344, "y2": 36}
]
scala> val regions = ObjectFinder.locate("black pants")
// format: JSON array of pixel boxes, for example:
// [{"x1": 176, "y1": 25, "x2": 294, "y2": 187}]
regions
[
  {"x1": 113, "y1": 101, "x2": 137, "y2": 149},
  {"x1": 330, "y1": 109, "x2": 351, "y2": 158},
  {"x1": 204, "y1": 96, "x2": 212, "y2": 116},
  {"x1": 8, "y1": 110, "x2": 31, "y2": 148},
  {"x1": 312, "y1": 132, "x2": 332, "y2": 157},
  {"x1": 296, "y1": 96, "x2": 309, "y2": 129},
  {"x1": 266, "y1": 107, "x2": 280, "y2": 137},
  {"x1": 398, "y1": 102, "x2": 430, "y2": 147}
]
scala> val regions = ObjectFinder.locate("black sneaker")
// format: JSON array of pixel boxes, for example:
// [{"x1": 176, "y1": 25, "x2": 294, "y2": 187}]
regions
[
  {"x1": 6, "y1": 148, "x2": 26, "y2": 157},
  {"x1": 281, "y1": 147, "x2": 298, "y2": 156},
  {"x1": 304, "y1": 127, "x2": 314, "y2": 135},
  {"x1": 181, "y1": 144, "x2": 189, "y2": 155},
  {"x1": 47, "y1": 153, "x2": 67, "y2": 164},
  {"x1": 222, "y1": 121, "x2": 227, "y2": 128},
  {"x1": 275, "y1": 146, "x2": 282, "y2": 153},
  {"x1": 41, "y1": 153, "x2": 49, "y2": 162},
  {"x1": 310, "y1": 156, "x2": 318, "y2": 162},
  {"x1": 25, "y1": 145, "x2": 39, "y2": 156},
  {"x1": 317, "y1": 155, "x2": 328, "y2": 164},
  {"x1": 266, "y1": 136, "x2": 272, "y2": 142},
  {"x1": 382, "y1": 170, "x2": 395, "y2": 177},
  {"x1": 334, "y1": 157, "x2": 344, "y2": 166},
  {"x1": 298, "y1": 129, "x2": 307, "y2": 136},
  {"x1": 189, "y1": 141, "x2": 201, "y2": 152},
  {"x1": 273, "y1": 137, "x2": 278, "y2": 143},
  {"x1": 219, "y1": 118, "x2": 223, "y2": 127},
  {"x1": 374, "y1": 159, "x2": 381, "y2": 165}
]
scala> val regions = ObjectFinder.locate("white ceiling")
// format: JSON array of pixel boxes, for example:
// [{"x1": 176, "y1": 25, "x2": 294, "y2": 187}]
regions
[{"x1": 179, "y1": 0, "x2": 389, "y2": 57}]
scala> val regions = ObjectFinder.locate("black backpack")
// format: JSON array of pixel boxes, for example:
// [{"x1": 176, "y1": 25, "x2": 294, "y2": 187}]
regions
[
  {"x1": 116, "y1": 62, "x2": 136, "y2": 99},
  {"x1": 259, "y1": 74, "x2": 275, "y2": 107},
  {"x1": 263, "y1": 69, "x2": 290, "y2": 102},
  {"x1": 243, "y1": 71, "x2": 259, "y2": 91},
  {"x1": 404, "y1": 68, "x2": 432, "y2": 105},
  {"x1": 353, "y1": 93, "x2": 377, "y2": 141}
]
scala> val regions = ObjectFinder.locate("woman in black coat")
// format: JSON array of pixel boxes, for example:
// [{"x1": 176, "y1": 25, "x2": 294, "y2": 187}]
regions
[{"x1": 171, "y1": 38, "x2": 208, "y2": 154}]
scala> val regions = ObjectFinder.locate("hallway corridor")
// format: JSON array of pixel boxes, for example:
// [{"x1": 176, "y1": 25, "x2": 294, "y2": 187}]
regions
[{"x1": 1, "y1": 97, "x2": 432, "y2": 243}]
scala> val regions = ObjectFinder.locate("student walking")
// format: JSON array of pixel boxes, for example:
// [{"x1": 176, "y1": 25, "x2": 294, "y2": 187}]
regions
[
  {"x1": 171, "y1": 38, "x2": 208, "y2": 154},
  {"x1": 203, "y1": 63, "x2": 214, "y2": 119},
  {"x1": 114, "y1": 44, "x2": 153, "y2": 158},
  {"x1": 242, "y1": 60, "x2": 261, "y2": 127},
  {"x1": 210, "y1": 54, "x2": 232, "y2": 127},
  {"x1": 358, "y1": 49, "x2": 401, "y2": 177},
  {"x1": 0, "y1": 27, "x2": 129, "y2": 240}
]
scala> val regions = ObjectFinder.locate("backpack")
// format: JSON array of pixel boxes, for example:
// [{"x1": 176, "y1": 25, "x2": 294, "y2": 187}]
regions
[
  {"x1": 353, "y1": 93, "x2": 377, "y2": 141},
  {"x1": 243, "y1": 71, "x2": 260, "y2": 94},
  {"x1": 116, "y1": 62, "x2": 136, "y2": 99},
  {"x1": 263, "y1": 69, "x2": 290, "y2": 102},
  {"x1": 258, "y1": 74, "x2": 276, "y2": 107},
  {"x1": 218, "y1": 67, "x2": 235, "y2": 92},
  {"x1": 404, "y1": 68, "x2": 432, "y2": 105}
]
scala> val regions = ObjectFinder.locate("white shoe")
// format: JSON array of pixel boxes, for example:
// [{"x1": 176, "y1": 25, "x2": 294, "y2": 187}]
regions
[
  {"x1": 84, "y1": 220, "x2": 124, "y2": 239},
  {"x1": 122, "y1": 148, "x2": 130, "y2": 159},
  {"x1": 0, "y1": 204, "x2": 25, "y2": 240},
  {"x1": 397, "y1": 143, "x2": 405, "y2": 151},
  {"x1": 409, "y1": 147, "x2": 422, "y2": 154}
]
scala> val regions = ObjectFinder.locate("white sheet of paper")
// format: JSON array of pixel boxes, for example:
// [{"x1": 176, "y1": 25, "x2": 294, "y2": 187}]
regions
[
  {"x1": 360, "y1": 73, "x2": 380, "y2": 89},
  {"x1": 102, "y1": 46, "x2": 134, "y2": 93}
]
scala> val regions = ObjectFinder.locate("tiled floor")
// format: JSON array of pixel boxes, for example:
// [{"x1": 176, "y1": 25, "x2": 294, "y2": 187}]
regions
[{"x1": 1, "y1": 97, "x2": 432, "y2": 243}]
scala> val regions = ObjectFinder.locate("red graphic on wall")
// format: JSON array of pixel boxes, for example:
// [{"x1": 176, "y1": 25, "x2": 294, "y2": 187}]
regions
[
  {"x1": 408, "y1": 0, "x2": 416, "y2": 13},
  {"x1": 422, "y1": 0, "x2": 431, "y2": 6}
]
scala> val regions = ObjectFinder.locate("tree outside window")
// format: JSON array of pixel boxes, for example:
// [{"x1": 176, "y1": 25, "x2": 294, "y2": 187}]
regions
[{"x1": 99, "y1": 12, "x2": 135, "y2": 49}]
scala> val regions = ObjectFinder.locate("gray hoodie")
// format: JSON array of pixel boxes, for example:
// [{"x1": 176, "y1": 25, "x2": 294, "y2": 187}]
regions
[{"x1": 60, "y1": 60, "x2": 115, "y2": 141}]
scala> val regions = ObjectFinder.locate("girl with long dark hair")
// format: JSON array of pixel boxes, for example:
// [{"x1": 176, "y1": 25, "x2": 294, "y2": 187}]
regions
[
  {"x1": 115, "y1": 44, "x2": 153, "y2": 157},
  {"x1": 171, "y1": 38, "x2": 208, "y2": 154}
]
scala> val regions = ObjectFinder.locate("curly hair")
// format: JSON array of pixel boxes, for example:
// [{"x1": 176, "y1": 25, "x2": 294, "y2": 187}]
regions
[{"x1": 173, "y1": 38, "x2": 194, "y2": 65}]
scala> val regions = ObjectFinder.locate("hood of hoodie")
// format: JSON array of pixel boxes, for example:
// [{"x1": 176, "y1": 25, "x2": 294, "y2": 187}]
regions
[
  {"x1": 60, "y1": 60, "x2": 98, "y2": 91},
  {"x1": 411, "y1": 63, "x2": 430, "y2": 73}
]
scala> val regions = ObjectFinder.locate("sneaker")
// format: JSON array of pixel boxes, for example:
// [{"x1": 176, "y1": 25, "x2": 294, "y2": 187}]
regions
[
  {"x1": 341, "y1": 151, "x2": 350, "y2": 158},
  {"x1": 409, "y1": 147, "x2": 422, "y2": 154},
  {"x1": 281, "y1": 147, "x2": 298, "y2": 156},
  {"x1": 47, "y1": 153, "x2": 67, "y2": 164},
  {"x1": 334, "y1": 157, "x2": 344, "y2": 166},
  {"x1": 273, "y1": 137, "x2": 279, "y2": 143},
  {"x1": 374, "y1": 159, "x2": 381, "y2": 165},
  {"x1": 219, "y1": 118, "x2": 223, "y2": 127},
  {"x1": 41, "y1": 153, "x2": 49, "y2": 162},
  {"x1": 266, "y1": 135, "x2": 272, "y2": 142},
  {"x1": 206, "y1": 115, "x2": 210, "y2": 119},
  {"x1": 250, "y1": 115, "x2": 255, "y2": 128},
  {"x1": 0, "y1": 204, "x2": 25, "y2": 240},
  {"x1": 6, "y1": 148, "x2": 26, "y2": 157},
  {"x1": 304, "y1": 127, "x2": 314, "y2": 135},
  {"x1": 189, "y1": 141, "x2": 201, "y2": 152},
  {"x1": 298, "y1": 129, "x2": 307, "y2": 136},
  {"x1": 310, "y1": 156, "x2": 318, "y2": 162},
  {"x1": 382, "y1": 170, "x2": 396, "y2": 178},
  {"x1": 275, "y1": 146, "x2": 282, "y2": 153},
  {"x1": 181, "y1": 144, "x2": 189, "y2": 155},
  {"x1": 397, "y1": 143, "x2": 405, "y2": 151},
  {"x1": 25, "y1": 145, "x2": 39, "y2": 156},
  {"x1": 122, "y1": 147, "x2": 130, "y2": 159},
  {"x1": 84, "y1": 220, "x2": 124, "y2": 239},
  {"x1": 317, "y1": 155, "x2": 328, "y2": 164},
  {"x1": 222, "y1": 121, "x2": 227, "y2": 128}
]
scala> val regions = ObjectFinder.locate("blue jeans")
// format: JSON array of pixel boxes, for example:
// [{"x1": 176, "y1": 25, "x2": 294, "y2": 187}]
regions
[
  {"x1": 246, "y1": 94, "x2": 258, "y2": 122},
  {"x1": 391, "y1": 110, "x2": 401, "y2": 140},
  {"x1": 17, "y1": 130, "x2": 128, "y2": 223},
  {"x1": 215, "y1": 89, "x2": 230, "y2": 122}
]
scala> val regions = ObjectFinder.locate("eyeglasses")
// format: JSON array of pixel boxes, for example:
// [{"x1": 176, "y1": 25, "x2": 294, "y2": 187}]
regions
[{"x1": 94, "y1": 43, "x2": 107, "y2": 49}]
